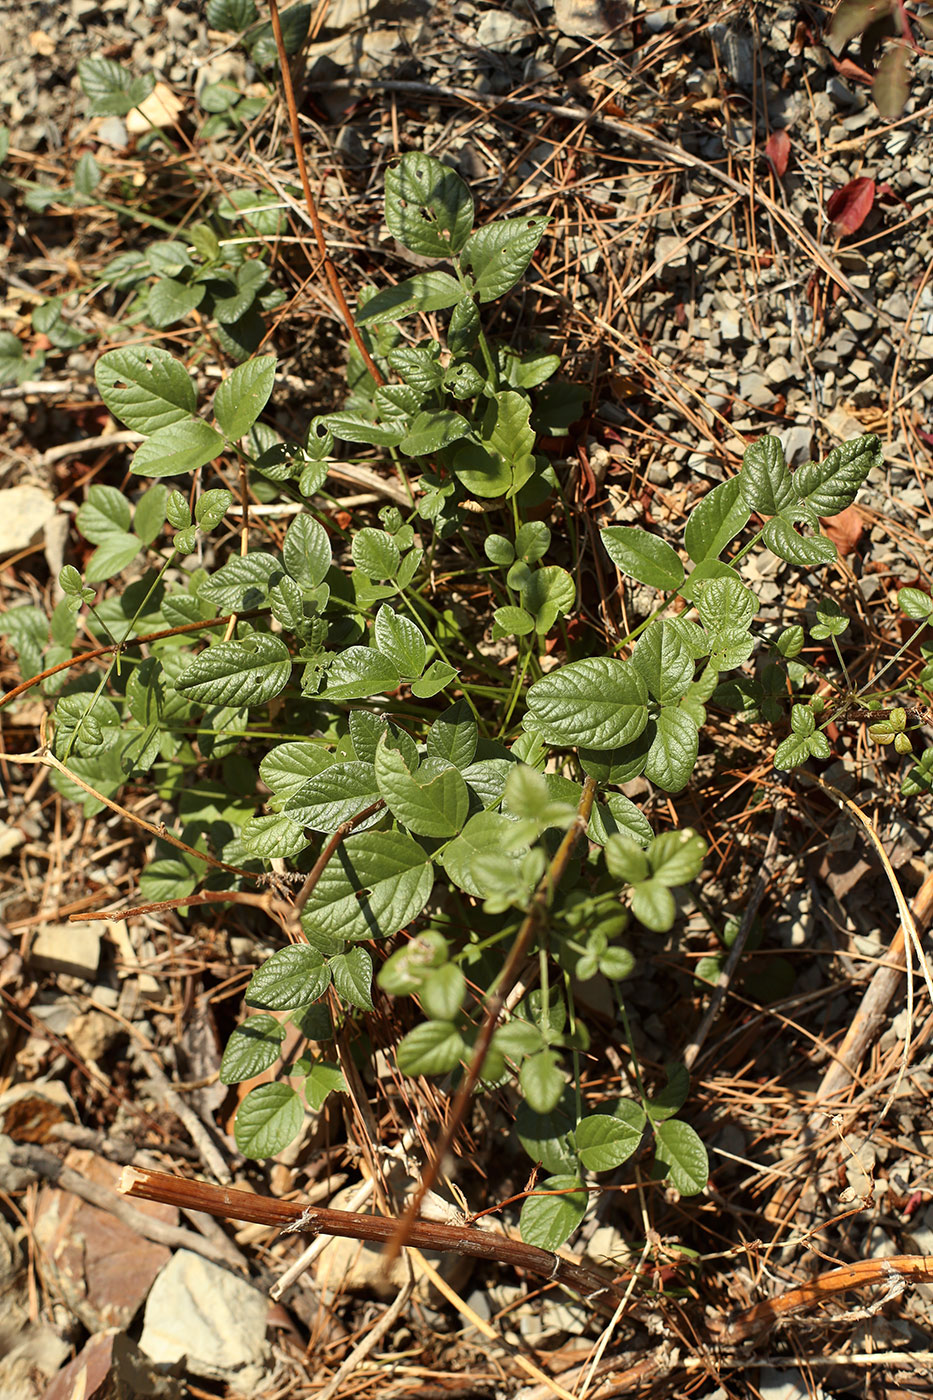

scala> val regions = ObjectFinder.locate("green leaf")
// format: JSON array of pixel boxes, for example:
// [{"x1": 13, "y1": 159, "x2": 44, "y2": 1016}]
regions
[
  {"x1": 374, "y1": 739, "x2": 469, "y2": 838},
  {"x1": 605, "y1": 834, "x2": 650, "y2": 884},
  {"x1": 199, "y1": 552, "x2": 282, "y2": 609},
  {"x1": 284, "y1": 761, "x2": 381, "y2": 832},
  {"x1": 241, "y1": 812, "x2": 309, "y2": 859},
  {"x1": 773, "y1": 732, "x2": 811, "y2": 771},
  {"x1": 321, "y1": 647, "x2": 400, "y2": 701},
  {"x1": 246, "y1": 945, "x2": 330, "y2": 1010},
  {"x1": 300, "y1": 830, "x2": 434, "y2": 943},
  {"x1": 411, "y1": 660, "x2": 458, "y2": 698},
  {"x1": 574, "y1": 1112, "x2": 644, "y2": 1171},
  {"x1": 76, "y1": 484, "x2": 132, "y2": 543},
  {"x1": 493, "y1": 605, "x2": 535, "y2": 637},
  {"x1": 738, "y1": 435, "x2": 795, "y2": 516},
  {"x1": 794, "y1": 434, "x2": 880, "y2": 517},
  {"x1": 235, "y1": 1083, "x2": 303, "y2": 1159},
  {"x1": 175, "y1": 634, "x2": 291, "y2": 708},
  {"x1": 95, "y1": 345, "x2": 196, "y2": 433},
  {"x1": 762, "y1": 514, "x2": 836, "y2": 567},
  {"x1": 147, "y1": 277, "x2": 206, "y2": 329},
  {"x1": 899, "y1": 587, "x2": 933, "y2": 620},
  {"x1": 205, "y1": 0, "x2": 258, "y2": 31},
  {"x1": 134, "y1": 484, "x2": 168, "y2": 545},
  {"x1": 326, "y1": 411, "x2": 405, "y2": 447},
  {"x1": 378, "y1": 930, "x2": 449, "y2": 996},
  {"x1": 452, "y1": 390, "x2": 535, "y2": 499},
  {"x1": 590, "y1": 793, "x2": 653, "y2": 848},
  {"x1": 384, "y1": 151, "x2": 474, "y2": 258},
  {"x1": 73, "y1": 151, "x2": 101, "y2": 197},
  {"x1": 649, "y1": 829, "x2": 706, "y2": 885},
  {"x1": 695, "y1": 576, "x2": 758, "y2": 631},
  {"x1": 397, "y1": 1020, "x2": 466, "y2": 1076},
  {"x1": 329, "y1": 947, "x2": 374, "y2": 1011},
  {"x1": 515, "y1": 1092, "x2": 580, "y2": 1174},
  {"x1": 632, "y1": 623, "x2": 694, "y2": 704},
  {"x1": 420, "y1": 962, "x2": 466, "y2": 1021},
  {"x1": 426, "y1": 699, "x2": 477, "y2": 771},
  {"x1": 282, "y1": 513, "x2": 331, "y2": 588},
  {"x1": 520, "y1": 1049, "x2": 565, "y2": 1114},
  {"x1": 78, "y1": 57, "x2": 155, "y2": 116},
  {"x1": 631, "y1": 879, "x2": 676, "y2": 932},
  {"x1": 520, "y1": 566, "x2": 575, "y2": 632},
  {"x1": 356, "y1": 271, "x2": 464, "y2": 324},
  {"x1": 131, "y1": 418, "x2": 226, "y2": 479},
  {"x1": 195, "y1": 488, "x2": 233, "y2": 531},
  {"x1": 306, "y1": 1061, "x2": 347, "y2": 1111},
  {"x1": 601, "y1": 525, "x2": 684, "y2": 591},
  {"x1": 519, "y1": 1176, "x2": 586, "y2": 1250},
  {"x1": 441, "y1": 810, "x2": 524, "y2": 898},
  {"x1": 260, "y1": 742, "x2": 334, "y2": 799},
  {"x1": 374, "y1": 604, "x2": 427, "y2": 679},
  {"x1": 220, "y1": 1014, "x2": 286, "y2": 1084},
  {"x1": 351, "y1": 528, "x2": 401, "y2": 580},
  {"x1": 811, "y1": 597, "x2": 849, "y2": 640},
  {"x1": 400, "y1": 410, "x2": 471, "y2": 457},
  {"x1": 652, "y1": 1119, "x2": 708, "y2": 1195},
  {"x1": 680, "y1": 470, "x2": 750, "y2": 557},
  {"x1": 386, "y1": 345, "x2": 444, "y2": 392},
  {"x1": 460, "y1": 215, "x2": 549, "y2": 302},
  {"x1": 214, "y1": 354, "x2": 276, "y2": 440},
  {"x1": 647, "y1": 1063, "x2": 690, "y2": 1122},
  {"x1": 525, "y1": 657, "x2": 649, "y2": 750},
  {"x1": 249, "y1": 3, "x2": 311, "y2": 64},
  {"x1": 644, "y1": 709, "x2": 698, "y2": 793},
  {"x1": 85, "y1": 532, "x2": 143, "y2": 582}
]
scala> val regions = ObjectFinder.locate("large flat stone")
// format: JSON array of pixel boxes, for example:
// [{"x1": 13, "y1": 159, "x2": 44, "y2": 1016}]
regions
[{"x1": 138, "y1": 1250, "x2": 269, "y2": 1391}]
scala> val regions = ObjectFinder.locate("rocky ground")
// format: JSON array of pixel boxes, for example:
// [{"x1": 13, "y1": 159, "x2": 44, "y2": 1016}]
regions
[{"x1": 2, "y1": 2, "x2": 933, "y2": 1398}]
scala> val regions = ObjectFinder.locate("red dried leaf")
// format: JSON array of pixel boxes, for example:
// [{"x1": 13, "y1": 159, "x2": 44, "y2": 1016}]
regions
[
  {"x1": 876, "y1": 181, "x2": 908, "y2": 206},
  {"x1": 873, "y1": 44, "x2": 910, "y2": 120},
  {"x1": 828, "y1": 54, "x2": 875, "y2": 83},
  {"x1": 765, "y1": 129, "x2": 791, "y2": 177},
  {"x1": 821, "y1": 505, "x2": 864, "y2": 556},
  {"x1": 827, "y1": 177, "x2": 876, "y2": 234}
]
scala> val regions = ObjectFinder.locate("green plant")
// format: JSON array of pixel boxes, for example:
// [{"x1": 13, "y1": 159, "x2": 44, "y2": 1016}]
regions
[{"x1": 4, "y1": 149, "x2": 928, "y2": 1253}]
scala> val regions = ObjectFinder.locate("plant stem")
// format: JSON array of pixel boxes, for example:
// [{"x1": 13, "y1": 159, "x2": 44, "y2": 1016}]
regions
[{"x1": 385, "y1": 775, "x2": 598, "y2": 1261}]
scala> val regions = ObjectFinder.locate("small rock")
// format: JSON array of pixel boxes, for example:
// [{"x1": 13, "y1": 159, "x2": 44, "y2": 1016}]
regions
[
  {"x1": 780, "y1": 425, "x2": 813, "y2": 466},
  {"x1": 655, "y1": 234, "x2": 690, "y2": 278},
  {"x1": 554, "y1": 0, "x2": 629, "y2": 37},
  {"x1": 764, "y1": 355, "x2": 793, "y2": 385},
  {"x1": 139, "y1": 1251, "x2": 269, "y2": 1389},
  {"x1": 476, "y1": 10, "x2": 527, "y2": 49},
  {"x1": 849, "y1": 358, "x2": 873, "y2": 383},
  {"x1": 718, "y1": 312, "x2": 742, "y2": 342},
  {"x1": 738, "y1": 372, "x2": 773, "y2": 407},
  {"x1": 0, "y1": 486, "x2": 57, "y2": 557},
  {"x1": 30, "y1": 922, "x2": 102, "y2": 981}
]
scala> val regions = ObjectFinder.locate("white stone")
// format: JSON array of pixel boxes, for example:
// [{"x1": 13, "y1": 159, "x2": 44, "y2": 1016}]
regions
[
  {"x1": 30, "y1": 923, "x2": 102, "y2": 981},
  {"x1": 476, "y1": 10, "x2": 528, "y2": 49},
  {"x1": 0, "y1": 486, "x2": 57, "y2": 557},
  {"x1": 139, "y1": 1251, "x2": 269, "y2": 1390}
]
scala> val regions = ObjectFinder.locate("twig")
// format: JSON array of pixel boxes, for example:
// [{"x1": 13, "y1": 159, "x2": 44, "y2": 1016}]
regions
[
  {"x1": 809, "y1": 864, "x2": 933, "y2": 1125},
  {"x1": 118, "y1": 1164, "x2": 623, "y2": 1305},
  {"x1": 9, "y1": 1144, "x2": 237, "y2": 1269},
  {"x1": 267, "y1": 0, "x2": 384, "y2": 386},
  {"x1": 712, "y1": 1254, "x2": 933, "y2": 1345},
  {"x1": 682, "y1": 805, "x2": 786, "y2": 1070},
  {"x1": 386, "y1": 776, "x2": 598, "y2": 1261},
  {"x1": 315, "y1": 1265, "x2": 414, "y2": 1400},
  {"x1": 133, "y1": 1051, "x2": 235, "y2": 1185}
]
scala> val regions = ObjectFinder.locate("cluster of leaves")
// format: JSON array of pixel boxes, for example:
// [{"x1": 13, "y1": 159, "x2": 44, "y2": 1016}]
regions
[
  {"x1": 7, "y1": 146, "x2": 928, "y2": 1255},
  {"x1": 524, "y1": 433, "x2": 884, "y2": 788}
]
